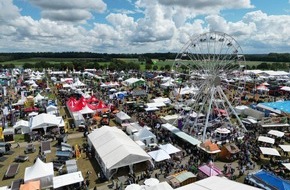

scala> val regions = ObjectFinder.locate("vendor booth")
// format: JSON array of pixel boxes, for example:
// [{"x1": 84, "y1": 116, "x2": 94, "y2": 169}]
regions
[
  {"x1": 24, "y1": 158, "x2": 54, "y2": 189},
  {"x1": 167, "y1": 171, "x2": 196, "y2": 188},
  {"x1": 198, "y1": 163, "x2": 222, "y2": 179},
  {"x1": 115, "y1": 111, "x2": 131, "y2": 125},
  {"x1": 219, "y1": 143, "x2": 240, "y2": 161},
  {"x1": 3, "y1": 128, "x2": 14, "y2": 142},
  {"x1": 133, "y1": 128, "x2": 157, "y2": 145}
]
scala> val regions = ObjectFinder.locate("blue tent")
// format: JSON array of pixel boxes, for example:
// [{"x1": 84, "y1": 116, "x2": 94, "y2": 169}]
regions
[{"x1": 246, "y1": 169, "x2": 290, "y2": 190}]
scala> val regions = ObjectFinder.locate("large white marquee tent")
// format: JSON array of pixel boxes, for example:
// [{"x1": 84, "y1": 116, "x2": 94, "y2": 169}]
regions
[{"x1": 87, "y1": 126, "x2": 152, "y2": 179}]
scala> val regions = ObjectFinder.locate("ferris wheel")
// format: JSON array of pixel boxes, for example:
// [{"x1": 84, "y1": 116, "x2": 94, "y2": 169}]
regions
[{"x1": 171, "y1": 31, "x2": 247, "y2": 142}]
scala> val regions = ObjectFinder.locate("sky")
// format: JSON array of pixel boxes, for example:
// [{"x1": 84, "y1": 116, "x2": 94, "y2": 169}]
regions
[{"x1": 0, "y1": 0, "x2": 290, "y2": 54}]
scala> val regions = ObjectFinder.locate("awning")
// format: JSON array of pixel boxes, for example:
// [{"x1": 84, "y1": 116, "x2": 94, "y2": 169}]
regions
[
  {"x1": 259, "y1": 147, "x2": 281, "y2": 156},
  {"x1": 53, "y1": 171, "x2": 83, "y2": 189},
  {"x1": 279, "y1": 145, "x2": 290, "y2": 152},
  {"x1": 268, "y1": 130, "x2": 284, "y2": 137},
  {"x1": 258, "y1": 136, "x2": 275, "y2": 144}
]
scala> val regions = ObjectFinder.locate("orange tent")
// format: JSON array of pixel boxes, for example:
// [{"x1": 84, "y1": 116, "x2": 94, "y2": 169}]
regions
[
  {"x1": 200, "y1": 140, "x2": 220, "y2": 153},
  {"x1": 20, "y1": 180, "x2": 40, "y2": 190}
]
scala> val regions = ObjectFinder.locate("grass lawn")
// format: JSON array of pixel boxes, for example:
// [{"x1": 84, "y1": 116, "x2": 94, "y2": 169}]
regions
[{"x1": 1, "y1": 57, "x2": 274, "y2": 69}]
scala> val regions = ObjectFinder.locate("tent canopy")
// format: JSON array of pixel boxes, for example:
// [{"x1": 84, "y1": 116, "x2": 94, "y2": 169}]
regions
[
  {"x1": 79, "y1": 105, "x2": 95, "y2": 115},
  {"x1": 24, "y1": 158, "x2": 54, "y2": 189},
  {"x1": 88, "y1": 126, "x2": 151, "y2": 171},
  {"x1": 268, "y1": 130, "x2": 284, "y2": 138},
  {"x1": 13, "y1": 120, "x2": 29, "y2": 130},
  {"x1": 53, "y1": 171, "x2": 83, "y2": 189},
  {"x1": 279, "y1": 145, "x2": 290, "y2": 152},
  {"x1": 159, "y1": 143, "x2": 181, "y2": 155},
  {"x1": 148, "y1": 149, "x2": 170, "y2": 162},
  {"x1": 134, "y1": 128, "x2": 156, "y2": 142},
  {"x1": 259, "y1": 147, "x2": 281, "y2": 156},
  {"x1": 116, "y1": 111, "x2": 131, "y2": 121},
  {"x1": 258, "y1": 136, "x2": 275, "y2": 144},
  {"x1": 30, "y1": 113, "x2": 62, "y2": 131}
]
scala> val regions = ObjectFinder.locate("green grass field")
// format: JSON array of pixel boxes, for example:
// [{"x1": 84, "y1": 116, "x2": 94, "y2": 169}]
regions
[{"x1": 0, "y1": 57, "x2": 274, "y2": 70}]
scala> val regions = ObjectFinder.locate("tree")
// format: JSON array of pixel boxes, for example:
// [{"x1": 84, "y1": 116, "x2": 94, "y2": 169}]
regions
[
  {"x1": 152, "y1": 65, "x2": 159, "y2": 70},
  {"x1": 23, "y1": 62, "x2": 34, "y2": 69},
  {"x1": 164, "y1": 64, "x2": 171, "y2": 71},
  {"x1": 145, "y1": 64, "x2": 152, "y2": 70},
  {"x1": 256, "y1": 62, "x2": 269, "y2": 70}
]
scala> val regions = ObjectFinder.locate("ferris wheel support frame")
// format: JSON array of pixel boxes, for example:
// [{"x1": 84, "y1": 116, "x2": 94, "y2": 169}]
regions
[
  {"x1": 202, "y1": 87, "x2": 215, "y2": 142},
  {"x1": 217, "y1": 85, "x2": 247, "y2": 131},
  {"x1": 201, "y1": 85, "x2": 247, "y2": 142}
]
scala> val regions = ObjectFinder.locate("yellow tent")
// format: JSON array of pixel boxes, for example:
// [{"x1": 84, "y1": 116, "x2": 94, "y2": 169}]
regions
[{"x1": 0, "y1": 127, "x2": 3, "y2": 140}]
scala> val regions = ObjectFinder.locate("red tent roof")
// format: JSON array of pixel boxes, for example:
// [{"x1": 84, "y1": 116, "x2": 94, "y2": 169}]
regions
[
  {"x1": 87, "y1": 95, "x2": 99, "y2": 103},
  {"x1": 67, "y1": 97, "x2": 86, "y2": 112},
  {"x1": 95, "y1": 101, "x2": 109, "y2": 110},
  {"x1": 24, "y1": 107, "x2": 39, "y2": 112}
]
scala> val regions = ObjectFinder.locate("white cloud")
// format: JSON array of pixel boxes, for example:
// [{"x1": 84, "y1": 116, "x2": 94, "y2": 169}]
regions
[
  {"x1": 157, "y1": 0, "x2": 253, "y2": 9},
  {"x1": 0, "y1": 0, "x2": 21, "y2": 23},
  {"x1": 0, "y1": 0, "x2": 290, "y2": 53},
  {"x1": 29, "y1": 0, "x2": 107, "y2": 22}
]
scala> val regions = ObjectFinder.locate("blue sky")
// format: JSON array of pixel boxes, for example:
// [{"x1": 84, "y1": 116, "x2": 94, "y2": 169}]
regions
[{"x1": 0, "y1": 0, "x2": 289, "y2": 53}]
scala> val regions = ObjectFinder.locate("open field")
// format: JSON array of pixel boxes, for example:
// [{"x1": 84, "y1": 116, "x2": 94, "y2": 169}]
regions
[{"x1": 0, "y1": 57, "x2": 277, "y2": 69}]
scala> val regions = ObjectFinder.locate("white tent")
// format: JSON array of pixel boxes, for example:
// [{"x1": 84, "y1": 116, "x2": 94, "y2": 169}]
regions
[
  {"x1": 160, "y1": 80, "x2": 175, "y2": 89},
  {"x1": 258, "y1": 136, "x2": 275, "y2": 144},
  {"x1": 144, "y1": 178, "x2": 159, "y2": 187},
  {"x1": 146, "y1": 102, "x2": 166, "y2": 108},
  {"x1": 268, "y1": 130, "x2": 284, "y2": 138},
  {"x1": 28, "y1": 112, "x2": 39, "y2": 117},
  {"x1": 145, "y1": 107, "x2": 159, "y2": 112},
  {"x1": 282, "y1": 163, "x2": 290, "y2": 171},
  {"x1": 53, "y1": 171, "x2": 83, "y2": 189},
  {"x1": 152, "y1": 97, "x2": 171, "y2": 104},
  {"x1": 115, "y1": 111, "x2": 131, "y2": 124},
  {"x1": 148, "y1": 149, "x2": 171, "y2": 162},
  {"x1": 46, "y1": 105, "x2": 58, "y2": 115},
  {"x1": 176, "y1": 176, "x2": 260, "y2": 190},
  {"x1": 30, "y1": 113, "x2": 62, "y2": 132},
  {"x1": 146, "y1": 181, "x2": 173, "y2": 190},
  {"x1": 13, "y1": 119, "x2": 29, "y2": 131},
  {"x1": 280, "y1": 86, "x2": 290, "y2": 92},
  {"x1": 123, "y1": 78, "x2": 145, "y2": 86},
  {"x1": 34, "y1": 93, "x2": 45, "y2": 102},
  {"x1": 279, "y1": 145, "x2": 290, "y2": 152},
  {"x1": 259, "y1": 147, "x2": 281, "y2": 156},
  {"x1": 24, "y1": 158, "x2": 54, "y2": 189},
  {"x1": 87, "y1": 126, "x2": 151, "y2": 179},
  {"x1": 72, "y1": 79, "x2": 86, "y2": 87},
  {"x1": 133, "y1": 128, "x2": 157, "y2": 145},
  {"x1": 174, "y1": 86, "x2": 199, "y2": 95},
  {"x1": 159, "y1": 143, "x2": 181, "y2": 155},
  {"x1": 79, "y1": 105, "x2": 95, "y2": 115},
  {"x1": 125, "y1": 184, "x2": 141, "y2": 190}
]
